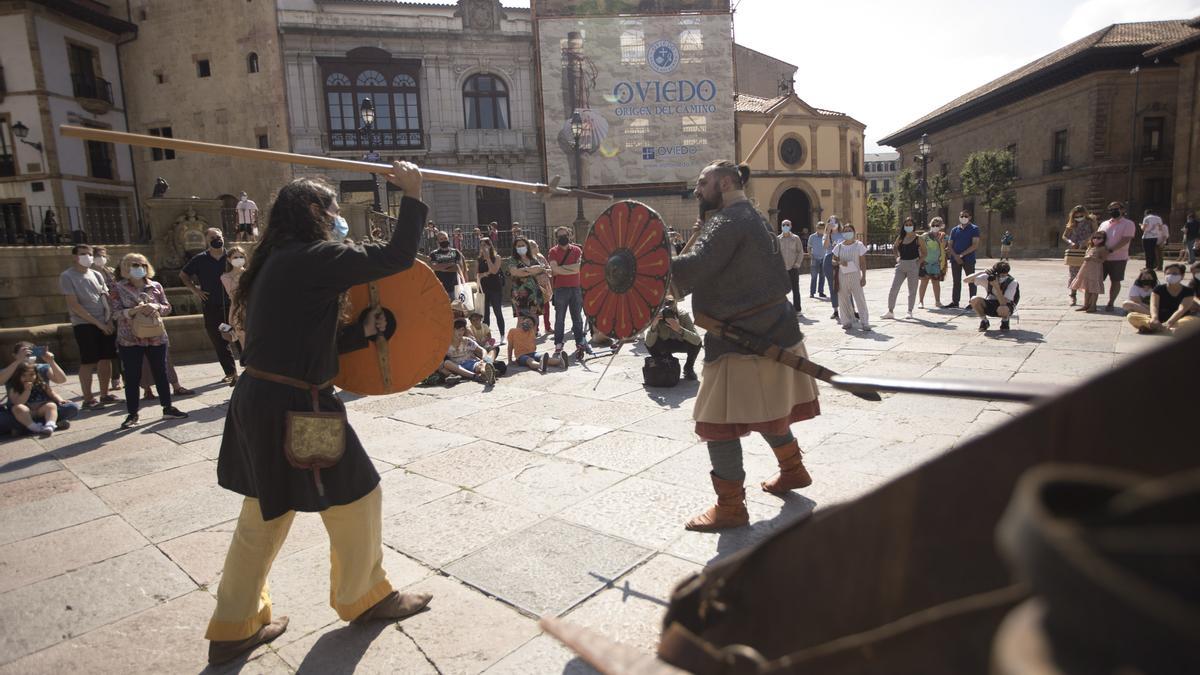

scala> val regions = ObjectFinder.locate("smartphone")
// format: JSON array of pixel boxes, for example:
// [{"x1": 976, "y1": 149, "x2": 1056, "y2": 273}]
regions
[{"x1": 31, "y1": 345, "x2": 48, "y2": 360}]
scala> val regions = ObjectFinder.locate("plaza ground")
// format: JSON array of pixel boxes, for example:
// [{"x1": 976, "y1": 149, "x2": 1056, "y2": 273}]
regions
[{"x1": 0, "y1": 258, "x2": 1171, "y2": 674}]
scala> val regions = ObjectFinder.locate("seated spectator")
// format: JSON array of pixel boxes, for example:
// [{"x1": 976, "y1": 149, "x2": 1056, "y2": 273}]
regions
[
  {"x1": 441, "y1": 318, "x2": 496, "y2": 385},
  {"x1": 506, "y1": 316, "x2": 567, "y2": 373},
  {"x1": 644, "y1": 297, "x2": 702, "y2": 380},
  {"x1": 1, "y1": 343, "x2": 77, "y2": 436},
  {"x1": 4, "y1": 360, "x2": 72, "y2": 436},
  {"x1": 1126, "y1": 263, "x2": 1197, "y2": 335},
  {"x1": 1121, "y1": 268, "x2": 1157, "y2": 315},
  {"x1": 968, "y1": 261, "x2": 1019, "y2": 332},
  {"x1": 466, "y1": 311, "x2": 499, "y2": 361}
]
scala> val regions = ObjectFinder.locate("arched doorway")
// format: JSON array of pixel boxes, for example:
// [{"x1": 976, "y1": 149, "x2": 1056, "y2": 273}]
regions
[{"x1": 776, "y1": 188, "x2": 812, "y2": 234}]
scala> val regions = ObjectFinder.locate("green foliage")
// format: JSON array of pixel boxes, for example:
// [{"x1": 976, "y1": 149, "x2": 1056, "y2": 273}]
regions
[
  {"x1": 959, "y1": 150, "x2": 1017, "y2": 256},
  {"x1": 867, "y1": 194, "x2": 897, "y2": 238},
  {"x1": 929, "y1": 173, "x2": 953, "y2": 215},
  {"x1": 894, "y1": 169, "x2": 919, "y2": 223}
]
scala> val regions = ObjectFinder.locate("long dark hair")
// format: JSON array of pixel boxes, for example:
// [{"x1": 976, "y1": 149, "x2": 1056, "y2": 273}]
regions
[
  {"x1": 5, "y1": 361, "x2": 41, "y2": 396},
  {"x1": 233, "y1": 178, "x2": 341, "y2": 328},
  {"x1": 511, "y1": 237, "x2": 533, "y2": 264}
]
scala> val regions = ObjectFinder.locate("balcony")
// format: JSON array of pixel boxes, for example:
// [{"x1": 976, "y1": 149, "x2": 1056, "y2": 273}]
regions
[
  {"x1": 455, "y1": 129, "x2": 530, "y2": 157},
  {"x1": 1043, "y1": 158, "x2": 1070, "y2": 175},
  {"x1": 71, "y1": 74, "x2": 114, "y2": 114},
  {"x1": 0, "y1": 154, "x2": 14, "y2": 178}
]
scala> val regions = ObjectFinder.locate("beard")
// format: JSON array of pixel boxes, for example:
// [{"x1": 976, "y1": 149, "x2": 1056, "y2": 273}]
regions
[{"x1": 698, "y1": 192, "x2": 723, "y2": 216}]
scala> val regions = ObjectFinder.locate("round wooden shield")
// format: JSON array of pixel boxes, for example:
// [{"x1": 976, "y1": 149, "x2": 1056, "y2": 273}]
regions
[
  {"x1": 333, "y1": 261, "x2": 452, "y2": 395},
  {"x1": 581, "y1": 200, "x2": 672, "y2": 341}
]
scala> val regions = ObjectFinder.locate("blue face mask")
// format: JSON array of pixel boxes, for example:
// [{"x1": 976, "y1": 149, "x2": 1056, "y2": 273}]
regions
[{"x1": 332, "y1": 215, "x2": 349, "y2": 240}]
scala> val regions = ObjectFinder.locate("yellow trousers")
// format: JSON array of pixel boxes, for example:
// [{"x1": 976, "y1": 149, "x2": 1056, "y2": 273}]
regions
[
  {"x1": 1127, "y1": 312, "x2": 1199, "y2": 333},
  {"x1": 205, "y1": 485, "x2": 393, "y2": 641}
]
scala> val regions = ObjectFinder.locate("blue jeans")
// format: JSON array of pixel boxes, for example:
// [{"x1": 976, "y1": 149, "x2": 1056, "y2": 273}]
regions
[
  {"x1": 810, "y1": 258, "x2": 826, "y2": 295},
  {"x1": 119, "y1": 344, "x2": 171, "y2": 415},
  {"x1": 822, "y1": 253, "x2": 838, "y2": 310},
  {"x1": 552, "y1": 286, "x2": 585, "y2": 349}
]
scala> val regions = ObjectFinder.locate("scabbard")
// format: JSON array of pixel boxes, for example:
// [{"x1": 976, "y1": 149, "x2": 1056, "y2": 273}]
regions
[{"x1": 693, "y1": 313, "x2": 832, "y2": 385}]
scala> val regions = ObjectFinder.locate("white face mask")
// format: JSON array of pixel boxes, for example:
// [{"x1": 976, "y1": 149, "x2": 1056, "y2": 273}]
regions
[
  {"x1": 959, "y1": 217, "x2": 970, "y2": 225},
  {"x1": 1074, "y1": 217, "x2": 1085, "y2": 223},
  {"x1": 130, "y1": 266, "x2": 148, "y2": 279},
  {"x1": 1165, "y1": 274, "x2": 1183, "y2": 285},
  {"x1": 515, "y1": 246, "x2": 528, "y2": 256},
  {"x1": 231, "y1": 258, "x2": 246, "y2": 269},
  {"x1": 843, "y1": 233, "x2": 856, "y2": 242},
  {"x1": 77, "y1": 254, "x2": 94, "y2": 267},
  {"x1": 95, "y1": 256, "x2": 107, "y2": 268},
  {"x1": 904, "y1": 226, "x2": 914, "y2": 233}
]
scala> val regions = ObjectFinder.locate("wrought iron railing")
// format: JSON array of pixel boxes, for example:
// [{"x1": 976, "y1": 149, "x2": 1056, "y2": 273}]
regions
[
  {"x1": 71, "y1": 73, "x2": 113, "y2": 104},
  {"x1": 0, "y1": 205, "x2": 142, "y2": 245}
]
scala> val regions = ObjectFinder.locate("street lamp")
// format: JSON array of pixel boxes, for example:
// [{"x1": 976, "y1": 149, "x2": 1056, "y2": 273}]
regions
[
  {"x1": 359, "y1": 97, "x2": 382, "y2": 214},
  {"x1": 917, "y1": 133, "x2": 932, "y2": 228},
  {"x1": 571, "y1": 110, "x2": 586, "y2": 228},
  {"x1": 11, "y1": 121, "x2": 43, "y2": 152}
]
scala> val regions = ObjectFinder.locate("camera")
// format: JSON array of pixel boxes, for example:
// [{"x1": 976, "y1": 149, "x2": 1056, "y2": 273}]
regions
[{"x1": 660, "y1": 308, "x2": 678, "y2": 321}]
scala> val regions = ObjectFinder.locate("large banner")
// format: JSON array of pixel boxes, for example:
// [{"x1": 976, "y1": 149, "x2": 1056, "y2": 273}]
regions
[{"x1": 535, "y1": 11, "x2": 735, "y2": 187}]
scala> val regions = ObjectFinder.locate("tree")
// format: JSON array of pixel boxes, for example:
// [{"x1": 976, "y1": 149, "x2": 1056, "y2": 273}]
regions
[
  {"x1": 894, "y1": 169, "x2": 920, "y2": 226},
  {"x1": 928, "y1": 173, "x2": 952, "y2": 224},
  {"x1": 959, "y1": 150, "x2": 1016, "y2": 258},
  {"x1": 867, "y1": 193, "x2": 897, "y2": 239}
]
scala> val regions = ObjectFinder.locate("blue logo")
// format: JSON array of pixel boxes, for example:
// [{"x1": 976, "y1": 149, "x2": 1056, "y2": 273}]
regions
[
  {"x1": 642, "y1": 147, "x2": 657, "y2": 160},
  {"x1": 647, "y1": 40, "x2": 680, "y2": 74}
]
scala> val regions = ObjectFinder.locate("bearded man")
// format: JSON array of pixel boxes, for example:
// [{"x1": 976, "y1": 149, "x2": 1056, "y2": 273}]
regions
[{"x1": 671, "y1": 160, "x2": 821, "y2": 531}]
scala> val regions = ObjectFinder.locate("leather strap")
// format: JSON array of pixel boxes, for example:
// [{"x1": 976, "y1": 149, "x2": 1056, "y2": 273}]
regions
[
  {"x1": 723, "y1": 296, "x2": 789, "y2": 323},
  {"x1": 243, "y1": 366, "x2": 333, "y2": 413}
]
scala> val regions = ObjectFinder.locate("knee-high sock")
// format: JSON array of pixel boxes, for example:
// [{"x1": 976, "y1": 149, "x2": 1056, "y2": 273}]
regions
[{"x1": 707, "y1": 439, "x2": 745, "y2": 482}]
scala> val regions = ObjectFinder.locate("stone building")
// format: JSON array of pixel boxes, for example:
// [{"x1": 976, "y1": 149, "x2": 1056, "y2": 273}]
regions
[
  {"x1": 736, "y1": 92, "x2": 867, "y2": 235},
  {"x1": 115, "y1": 0, "x2": 291, "y2": 233},
  {"x1": 734, "y1": 44, "x2": 797, "y2": 99},
  {"x1": 1146, "y1": 17, "x2": 1200, "y2": 229},
  {"x1": 880, "y1": 19, "x2": 1200, "y2": 257},
  {"x1": 865, "y1": 151, "x2": 898, "y2": 199},
  {"x1": 279, "y1": 0, "x2": 546, "y2": 237},
  {"x1": 0, "y1": 0, "x2": 137, "y2": 244}
]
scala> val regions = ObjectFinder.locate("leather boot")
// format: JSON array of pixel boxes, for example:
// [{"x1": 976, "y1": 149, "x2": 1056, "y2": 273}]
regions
[
  {"x1": 761, "y1": 440, "x2": 812, "y2": 494},
  {"x1": 685, "y1": 473, "x2": 749, "y2": 532},
  {"x1": 207, "y1": 616, "x2": 289, "y2": 665},
  {"x1": 351, "y1": 590, "x2": 432, "y2": 624}
]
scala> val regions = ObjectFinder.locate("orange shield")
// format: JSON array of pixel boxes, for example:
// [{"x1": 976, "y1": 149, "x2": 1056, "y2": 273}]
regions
[{"x1": 581, "y1": 201, "x2": 672, "y2": 341}]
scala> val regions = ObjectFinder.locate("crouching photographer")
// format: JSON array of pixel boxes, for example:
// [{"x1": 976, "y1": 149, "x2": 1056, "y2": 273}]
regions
[
  {"x1": 969, "y1": 261, "x2": 1020, "y2": 332},
  {"x1": 645, "y1": 297, "x2": 702, "y2": 382}
]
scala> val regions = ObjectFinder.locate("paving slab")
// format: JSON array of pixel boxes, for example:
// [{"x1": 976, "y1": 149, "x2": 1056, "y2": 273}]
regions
[
  {"x1": 482, "y1": 634, "x2": 600, "y2": 675},
  {"x1": 475, "y1": 456, "x2": 626, "y2": 515},
  {"x1": 358, "y1": 419, "x2": 477, "y2": 467},
  {"x1": 0, "y1": 515, "x2": 148, "y2": 594},
  {"x1": 406, "y1": 440, "x2": 538, "y2": 488},
  {"x1": 558, "y1": 431, "x2": 691, "y2": 475},
  {"x1": 384, "y1": 491, "x2": 541, "y2": 567},
  {"x1": 275, "y1": 620, "x2": 438, "y2": 674},
  {"x1": 446, "y1": 518, "x2": 652, "y2": 616},
  {"x1": 377, "y1": 469, "x2": 460, "y2": 518},
  {"x1": 0, "y1": 437, "x2": 62, "y2": 485},
  {"x1": 57, "y1": 431, "x2": 206, "y2": 488},
  {"x1": 561, "y1": 477, "x2": 712, "y2": 549},
  {"x1": 0, "y1": 471, "x2": 112, "y2": 547},
  {"x1": 94, "y1": 461, "x2": 241, "y2": 543}
]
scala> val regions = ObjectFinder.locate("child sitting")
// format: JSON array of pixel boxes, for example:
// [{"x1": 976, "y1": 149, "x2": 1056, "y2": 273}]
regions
[
  {"x1": 441, "y1": 318, "x2": 496, "y2": 386},
  {"x1": 5, "y1": 361, "x2": 70, "y2": 436},
  {"x1": 1122, "y1": 268, "x2": 1157, "y2": 315},
  {"x1": 507, "y1": 317, "x2": 567, "y2": 373},
  {"x1": 1069, "y1": 230, "x2": 1108, "y2": 312}
]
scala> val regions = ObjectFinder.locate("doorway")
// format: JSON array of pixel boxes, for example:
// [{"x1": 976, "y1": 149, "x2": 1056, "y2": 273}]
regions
[
  {"x1": 476, "y1": 184, "x2": 511, "y2": 228},
  {"x1": 776, "y1": 188, "x2": 812, "y2": 234}
]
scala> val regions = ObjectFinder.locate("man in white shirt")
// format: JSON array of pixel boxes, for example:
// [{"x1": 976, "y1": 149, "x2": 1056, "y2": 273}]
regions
[
  {"x1": 235, "y1": 192, "x2": 258, "y2": 242},
  {"x1": 1141, "y1": 209, "x2": 1167, "y2": 271},
  {"x1": 969, "y1": 261, "x2": 1019, "y2": 332},
  {"x1": 832, "y1": 224, "x2": 869, "y2": 331}
]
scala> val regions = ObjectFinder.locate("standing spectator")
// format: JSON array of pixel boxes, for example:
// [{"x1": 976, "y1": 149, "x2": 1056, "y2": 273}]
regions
[
  {"x1": 1, "y1": 343, "x2": 77, "y2": 436},
  {"x1": 883, "y1": 217, "x2": 925, "y2": 319},
  {"x1": 452, "y1": 227, "x2": 464, "y2": 251},
  {"x1": 487, "y1": 221, "x2": 499, "y2": 244},
  {"x1": 548, "y1": 226, "x2": 592, "y2": 360},
  {"x1": 181, "y1": 228, "x2": 238, "y2": 385},
  {"x1": 833, "y1": 224, "x2": 870, "y2": 331},
  {"x1": 1126, "y1": 263, "x2": 1196, "y2": 334},
  {"x1": 90, "y1": 246, "x2": 123, "y2": 393},
  {"x1": 1184, "y1": 211, "x2": 1198, "y2": 265},
  {"x1": 1062, "y1": 205, "x2": 1094, "y2": 306},
  {"x1": 220, "y1": 246, "x2": 248, "y2": 344},
  {"x1": 476, "y1": 238, "x2": 505, "y2": 337},
  {"x1": 777, "y1": 219, "x2": 804, "y2": 315},
  {"x1": 1069, "y1": 230, "x2": 1109, "y2": 313},
  {"x1": 807, "y1": 221, "x2": 828, "y2": 298},
  {"x1": 1098, "y1": 201, "x2": 1138, "y2": 312},
  {"x1": 235, "y1": 191, "x2": 258, "y2": 242},
  {"x1": 645, "y1": 298, "x2": 701, "y2": 380},
  {"x1": 428, "y1": 230, "x2": 466, "y2": 298},
  {"x1": 799, "y1": 227, "x2": 810, "y2": 252},
  {"x1": 947, "y1": 209, "x2": 981, "y2": 308},
  {"x1": 528, "y1": 240, "x2": 554, "y2": 334},
  {"x1": 1141, "y1": 209, "x2": 1167, "y2": 271},
  {"x1": 919, "y1": 218, "x2": 947, "y2": 308},
  {"x1": 1122, "y1": 268, "x2": 1157, "y2": 315},
  {"x1": 110, "y1": 253, "x2": 189, "y2": 429},
  {"x1": 505, "y1": 237, "x2": 547, "y2": 327},
  {"x1": 822, "y1": 217, "x2": 844, "y2": 319},
  {"x1": 1000, "y1": 230, "x2": 1014, "y2": 261},
  {"x1": 968, "y1": 261, "x2": 1019, "y2": 332},
  {"x1": 60, "y1": 244, "x2": 118, "y2": 408}
]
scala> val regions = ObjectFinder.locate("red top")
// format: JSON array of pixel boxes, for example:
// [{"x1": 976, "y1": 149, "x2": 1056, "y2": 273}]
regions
[{"x1": 549, "y1": 244, "x2": 583, "y2": 289}]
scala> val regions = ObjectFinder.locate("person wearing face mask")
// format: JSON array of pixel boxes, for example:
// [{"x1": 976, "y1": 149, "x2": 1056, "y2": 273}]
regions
[
  {"x1": 206, "y1": 167, "x2": 433, "y2": 665},
  {"x1": 1126, "y1": 263, "x2": 1197, "y2": 334},
  {"x1": 476, "y1": 238, "x2": 505, "y2": 337},
  {"x1": 428, "y1": 230, "x2": 466, "y2": 298},
  {"x1": 1121, "y1": 268, "x2": 1157, "y2": 315},
  {"x1": 833, "y1": 224, "x2": 870, "y2": 331},
  {"x1": 1097, "y1": 201, "x2": 1137, "y2": 311},
  {"x1": 1140, "y1": 209, "x2": 1168, "y2": 272},
  {"x1": 89, "y1": 246, "x2": 125, "y2": 393},
  {"x1": 968, "y1": 261, "x2": 1019, "y2": 332},
  {"x1": 108, "y1": 253, "x2": 189, "y2": 429},
  {"x1": 1062, "y1": 205, "x2": 1094, "y2": 306},
  {"x1": 504, "y1": 237, "x2": 548, "y2": 329},
  {"x1": 548, "y1": 226, "x2": 593, "y2": 361},
  {"x1": 946, "y1": 210, "x2": 981, "y2": 308},
  {"x1": 821, "y1": 217, "x2": 843, "y2": 319},
  {"x1": 807, "y1": 222, "x2": 828, "y2": 298},
  {"x1": 181, "y1": 228, "x2": 239, "y2": 385},
  {"x1": 59, "y1": 244, "x2": 119, "y2": 408},
  {"x1": 883, "y1": 217, "x2": 926, "y2": 320},
  {"x1": 919, "y1": 217, "x2": 947, "y2": 308},
  {"x1": 221, "y1": 246, "x2": 249, "y2": 347},
  {"x1": 1068, "y1": 230, "x2": 1109, "y2": 313},
  {"x1": 777, "y1": 219, "x2": 804, "y2": 315}
]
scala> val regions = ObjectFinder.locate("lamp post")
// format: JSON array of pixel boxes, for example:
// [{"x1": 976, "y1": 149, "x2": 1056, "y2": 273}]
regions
[
  {"x1": 571, "y1": 110, "x2": 587, "y2": 229},
  {"x1": 359, "y1": 97, "x2": 382, "y2": 215},
  {"x1": 1126, "y1": 66, "x2": 1140, "y2": 223},
  {"x1": 917, "y1": 134, "x2": 931, "y2": 229}
]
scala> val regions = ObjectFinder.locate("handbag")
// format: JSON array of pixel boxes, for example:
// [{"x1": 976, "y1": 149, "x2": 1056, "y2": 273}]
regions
[
  {"x1": 643, "y1": 355, "x2": 681, "y2": 388},
  {"x1": 246, "y1": 367, "x2": 345, "y2": 497},
  {"x1": 132, "y1": 311, "x2": 166, "y2": 338}
]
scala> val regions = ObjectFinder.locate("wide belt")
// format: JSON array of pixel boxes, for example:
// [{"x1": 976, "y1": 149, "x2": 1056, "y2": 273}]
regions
[{"x1": 243, "y1": 366, "x2": 334, "y2": 411}]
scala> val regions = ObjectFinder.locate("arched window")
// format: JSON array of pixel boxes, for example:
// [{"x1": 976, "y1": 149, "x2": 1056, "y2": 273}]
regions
[
  {"x1": 463, "y1": 74, "x2": 510, "y2": 130},
  {"x1": 247, "y1": 52, "x2": 259, "y2": 74},
  {"x1": 321, "y1": 56, "x2": 423, "y2": 150}
]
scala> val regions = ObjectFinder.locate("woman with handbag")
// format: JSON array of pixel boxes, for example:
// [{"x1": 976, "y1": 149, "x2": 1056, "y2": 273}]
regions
[
  {"x1": 108, "y1": 253, "x2": 189, "y2": 429},
  {"x1": 205, "y1": 165, "x2": 432, "y2": 665},
  {"x1": 1062, "y1": 205, "x2": 1094, "y2": 306}
]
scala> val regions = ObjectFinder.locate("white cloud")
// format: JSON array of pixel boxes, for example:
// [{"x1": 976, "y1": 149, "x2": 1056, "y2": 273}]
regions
[{"x1": 1060, "y1": 0, "x2": 1200, "y2": 41}]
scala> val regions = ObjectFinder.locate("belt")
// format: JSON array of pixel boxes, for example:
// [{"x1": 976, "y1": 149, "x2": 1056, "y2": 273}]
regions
[
  {"x1": 243, "y1": 366, "x2": 334, "y2": 411},
  {"x1": 723, "y1": 296, "x2": 789, "y2": 323}
]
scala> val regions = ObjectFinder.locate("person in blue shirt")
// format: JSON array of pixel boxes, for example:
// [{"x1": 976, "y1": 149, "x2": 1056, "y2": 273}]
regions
[
  {"x1": 807, "y1": 222, "x2": 828, "y2": 298},
  {"x1": 947, "y1": 209, "x2": 982, "y2": 307}
]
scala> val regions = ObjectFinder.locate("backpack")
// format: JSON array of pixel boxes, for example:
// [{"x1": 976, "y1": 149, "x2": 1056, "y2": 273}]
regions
[
  {"x1": 642, "y1": 355, "x2": 680, "y2": 388},
  {"x1": 999, "y1": 277, "x2": 1020, "y2": 307}
]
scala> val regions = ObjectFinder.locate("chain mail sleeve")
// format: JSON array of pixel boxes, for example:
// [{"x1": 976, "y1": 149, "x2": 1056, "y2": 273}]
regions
[{"x1": 670, "y1": 215, "x2": 741, "y2": 299}]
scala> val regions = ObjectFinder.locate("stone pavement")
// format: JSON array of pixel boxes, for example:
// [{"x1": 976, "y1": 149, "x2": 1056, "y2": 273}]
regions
[{"x1": 0, "y1": 258, "x2": 1170, "y2": 674}]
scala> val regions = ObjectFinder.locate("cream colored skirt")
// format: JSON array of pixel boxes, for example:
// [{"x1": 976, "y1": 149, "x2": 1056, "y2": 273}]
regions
[{"x1": 693, "y1": 341, "x2": 820, "y2": 424}]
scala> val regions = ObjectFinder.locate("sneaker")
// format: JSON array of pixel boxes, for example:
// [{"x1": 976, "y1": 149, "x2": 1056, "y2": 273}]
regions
[
  {"x1": 99, "y1": 394, "x2": 119, "y2": 404},
  {"x1": 27, "y1": 422, "x2": 47, "y2": 436},
  {"x1": 161, "y1": 406, "x2": 189, "y2": 419},
  {"x1": 830, "y1": 311, "x2": 839, "y2": 320},
  {"x1": 683, "y1": 368, "x2": 698, "y2": 380},
  {"x1": 978, "y1": 319, "x2": 990, "y2": 332},
  {"x1": 946, "y1": 303, "x2": 960, "y2": 309},
  {"x1": 881, "y1": 311, "x2": 895, "y2": 320},
  {"x1": 539, "y1": 353, "x2": 549, "y2": 374},
  {"x1": 56, "y1": 419, "x2": 71, "y2": 431},
  {"x1": 819, "y1": 293, "x2": 828, "y2": 298},
  {"x1": 919, "y1": 302, "x2": 925, "y2": 308},
  {"x1": 1000, "y1": 319, "x2": 1011, "y2": 331},
  {"x1": 809, "y1": 294, "x2": 816, "y2": 298},
  {"x1": 42, "y1": 421, "x2": 57, "y2": 433},
  {"x1": 483, "y1": 362, "x2": 496, "y2": 386},
  {"x1": 905, "y1": 312, "x2": 914, "y2": 320},
  {"x1": 860, "y1": 324, "x2": 872, "y2": 332},
  {"x1": 120, "y1": 414, "x2": 139, "y2": 429}
]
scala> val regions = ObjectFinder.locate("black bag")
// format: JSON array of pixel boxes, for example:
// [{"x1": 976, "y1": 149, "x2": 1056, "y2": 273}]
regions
[{"x1": 643, "y1": 355, "x2": 680, "y2": 388}]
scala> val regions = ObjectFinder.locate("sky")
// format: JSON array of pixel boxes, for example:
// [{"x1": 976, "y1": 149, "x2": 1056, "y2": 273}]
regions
[{"x1": 496, "y1": 0, "x2": 1199, "y2": 151}]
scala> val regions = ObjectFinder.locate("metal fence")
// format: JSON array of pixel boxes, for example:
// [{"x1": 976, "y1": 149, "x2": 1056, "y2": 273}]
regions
[{"x1": 0, "y1": 205, "x2": 144, "y2": 246}]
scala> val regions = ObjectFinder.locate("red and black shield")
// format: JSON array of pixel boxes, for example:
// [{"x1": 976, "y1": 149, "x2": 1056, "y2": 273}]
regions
[{"x1": 581, "y1": 201, "x2": 672, "y2": 340}]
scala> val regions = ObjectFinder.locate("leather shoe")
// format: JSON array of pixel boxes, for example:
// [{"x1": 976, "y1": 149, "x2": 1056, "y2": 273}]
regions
[
  {"x1": 208, "y1": 616, "x2": 289, "y2": 665},
  {"x1": 351, "y1": 591, "x2": 432, "y2": 624}
]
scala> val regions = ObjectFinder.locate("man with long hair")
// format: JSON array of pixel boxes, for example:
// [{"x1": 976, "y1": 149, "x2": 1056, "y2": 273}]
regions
[{"x1": 205, "y1": 163, "x2": 431, "y2": 665}]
